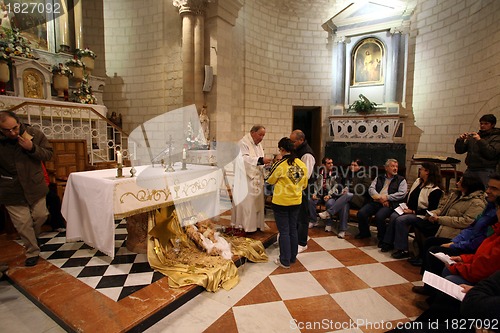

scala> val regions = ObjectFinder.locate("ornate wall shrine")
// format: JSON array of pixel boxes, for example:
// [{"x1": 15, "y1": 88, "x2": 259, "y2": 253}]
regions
[{"x1": 322, "y1": 1, "x2": 415, "y2": 170}]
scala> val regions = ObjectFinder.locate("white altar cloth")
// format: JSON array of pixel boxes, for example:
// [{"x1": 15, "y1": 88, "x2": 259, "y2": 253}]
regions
[{"x1": 62, "y1": 164, "x2": 221, "y2": 257}]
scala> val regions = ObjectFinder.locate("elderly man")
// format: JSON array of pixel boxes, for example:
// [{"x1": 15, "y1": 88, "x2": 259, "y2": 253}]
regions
[
  {"x1": 0, "y1": 110, "x2": 53, "y2": 266},
  {"x1": 455, "y1": 114, "x2": 500, "y2": 187},
  {"x1": 232, "y1": 125, "x2": 272, "y2": 232},
  {"x1": 290, "y1": 129, "x2": 316, "y2": 253},
  {"x1": 356, "y1": 158, "x2": 407, "y2": 243}
]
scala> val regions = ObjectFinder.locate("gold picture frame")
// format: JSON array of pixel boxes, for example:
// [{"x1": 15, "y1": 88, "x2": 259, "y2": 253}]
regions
[{"x1": 352, "y1": 38, "x2": 385, "y2": 86}]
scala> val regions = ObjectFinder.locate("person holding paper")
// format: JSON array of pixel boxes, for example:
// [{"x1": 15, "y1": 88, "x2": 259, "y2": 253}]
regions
[
  {"x1": 413, "y1": 173, "x2": 500, "y2": 296},
  {"x1": 410, "y1": 175, "x2": 486, "y2": 265},
  {"x1": 380, "y1": 162, "x2": 443, "y2": 258},
  {"x1": 443, "y1": 202, "x2": 500, "y2": 285},
  {"x1": 0, "y1": 110, "x2": 53, "y2": 267}
]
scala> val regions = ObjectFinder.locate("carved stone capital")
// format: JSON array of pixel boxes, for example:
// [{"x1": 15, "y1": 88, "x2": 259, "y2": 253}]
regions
[
  {"x1": 390, "y1": 22, "x2": 410, "y2": 35},
  {"x1": 333, "y1": 35, "x2": 350, "y2": 44},
  {"x1": 173, "y1": 0, "x2": 211, "y2": 15}
]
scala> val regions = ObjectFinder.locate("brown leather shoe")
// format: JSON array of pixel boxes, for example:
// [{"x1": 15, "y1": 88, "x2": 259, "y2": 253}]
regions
[
  {"x1": 25, "y1": 256, "x2": 39, "y2": 267},
  {"x1": 412, "y1": 285, "x2": 433, "y2": 296}
]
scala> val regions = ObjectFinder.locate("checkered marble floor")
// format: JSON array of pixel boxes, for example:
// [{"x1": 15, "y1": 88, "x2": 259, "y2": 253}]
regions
[
  {"x1": 6, "y1": 210, "x2": 427, "y2": 332},
  {"x1": 37, "y1": 220, "x2": 164, "y2": 302},
  {"x1": 143, "y1": 222, "x2": 427, "y2": 333}
]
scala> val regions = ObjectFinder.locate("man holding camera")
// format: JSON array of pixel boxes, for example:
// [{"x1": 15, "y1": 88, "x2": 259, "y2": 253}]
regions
[{"x1": 455, "y1": 114, "x2": 500, "y2": 187}]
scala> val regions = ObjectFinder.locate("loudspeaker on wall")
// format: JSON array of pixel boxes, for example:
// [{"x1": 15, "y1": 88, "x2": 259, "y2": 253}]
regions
[{"x1": 203, "y1": 65, "x2": 213, "y2": 92}]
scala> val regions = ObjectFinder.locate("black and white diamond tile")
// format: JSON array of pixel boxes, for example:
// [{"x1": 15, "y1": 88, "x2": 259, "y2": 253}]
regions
[{"x1": 37, "y1": 219, "x2": 165, "y2": 302}]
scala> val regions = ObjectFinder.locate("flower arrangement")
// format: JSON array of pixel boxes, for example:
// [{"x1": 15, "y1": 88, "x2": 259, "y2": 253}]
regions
[
  {"x1": 65, "y1": 57, "x2": 85, "y2": 68},
  {"x1": 71, "y1": 78, "x2": 97, "y2": 104},
  {"x1": 51, "y1": 63, "x2": 73, "y2": 77},
  {"x1": 0, "y1": 27, "x2": 38, "y2": 59},
  {"x1": 76, "y1": 48, "x2": 96, "y2": 59},
  {"x1": 348, "y1": 94, "x2": 378, "y2": 114}
]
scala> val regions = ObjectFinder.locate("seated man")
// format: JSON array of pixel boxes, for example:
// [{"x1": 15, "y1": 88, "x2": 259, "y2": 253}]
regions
[
  {"x1": 308, "y1": 157, "x2": 340, "y2": 231},
  {"x1": 356, "y1": 159, "x2": 407, "y2": 242}
]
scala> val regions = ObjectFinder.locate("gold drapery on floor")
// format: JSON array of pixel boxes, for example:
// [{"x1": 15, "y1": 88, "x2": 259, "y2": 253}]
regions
[{"x1": 147, "y1": 206, "x2": 268, "y2": 292}]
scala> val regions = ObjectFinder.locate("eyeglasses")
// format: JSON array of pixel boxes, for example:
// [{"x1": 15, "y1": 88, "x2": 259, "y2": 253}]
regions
[{"x1": 0, "y1": 125, "x2": 19, "y2": 133}]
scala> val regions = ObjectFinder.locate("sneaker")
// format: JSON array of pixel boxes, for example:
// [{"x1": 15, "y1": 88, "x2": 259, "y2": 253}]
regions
[
  {"x1": 318, "y1": 211, "x2": 331, "y2": 220},
  {"x1": 298, "y1": 245, "x2": 308, "y2": 253},
  {"x1": 337, "y1": 231, "x2": 345, "y2": 239},
  {"x1": 274, "y1": 258, "x2": 290, "y2": 269},
  {"x1": 325, "y1": 225, "x2": 332, "y2": 232},
  {"x1": 308, "y1": 221, "x2": 320, "y2": 229}
]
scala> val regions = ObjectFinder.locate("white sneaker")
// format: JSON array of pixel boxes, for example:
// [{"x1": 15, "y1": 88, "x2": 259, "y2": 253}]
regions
[
  {"x1": 298, "y1": 245, "x2": 308, "y2": 253},
  {"x1": 308, "y1": 221, "x2": 319, "y2": 229},
  {"x1": 325, "y1": 225, "x2": 332, "y2": 232},
  {"x1": 274, "y1": 258, "x2": 290, "y2": 269},
  {"x1": 318, "y1": 211, "x2": 331, "y2": 219},
  {"x1": 337, "y1": 231, "x2": 345, "y2": 239}
]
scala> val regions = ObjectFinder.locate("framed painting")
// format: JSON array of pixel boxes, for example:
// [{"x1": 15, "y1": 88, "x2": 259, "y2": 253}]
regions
[
  {"x1": 0, "y1": 0, "x2": 60, "y2": 51},
  {"x1": 352, "y1": 37, "x2": 385, "y2": 86}
]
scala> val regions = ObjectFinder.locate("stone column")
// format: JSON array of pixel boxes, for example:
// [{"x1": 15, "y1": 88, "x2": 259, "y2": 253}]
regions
[
  {"x1": 182, "y1": 12, "x2": 195, "y2": 106},
  {"x1": 194, "y1": 15, "x2": 205, "y2": 110},
  {"x1": 332, "y1": 35, "x2": 348, "y2": 106},
  {"x1": 74, "y1": 0, "x2": 84, "y2": 50},
  {"x1": 173, "y1": 0, "x2": 209, "y2": 107},
  {"x1": 58, "y1": 0, "x2": 70, "y2": 52},
  {"x1": 387, "y1": 28, "x2": 402, "y2": 103}
]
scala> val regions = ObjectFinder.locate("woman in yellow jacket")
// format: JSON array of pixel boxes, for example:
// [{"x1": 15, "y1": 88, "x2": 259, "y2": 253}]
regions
[{"x1": 266, "y1": 137, "x2": 308, "y2": 268}]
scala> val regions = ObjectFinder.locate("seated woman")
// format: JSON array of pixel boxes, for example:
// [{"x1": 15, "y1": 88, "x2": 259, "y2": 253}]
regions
[
  {"x1": 411, "y1": 175, "x2": 486, "y2": 262},
  {"x1": 318, "y1": 158, "x2": 371, "y2": 238},
  {"x1": 380, "y1": 162, "x2": 443, "y2": 258}
]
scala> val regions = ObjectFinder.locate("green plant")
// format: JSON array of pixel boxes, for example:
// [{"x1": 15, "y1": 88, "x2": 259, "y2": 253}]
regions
[{"x1": 348, "y1": 94, "x2": 377, "y2": 114}]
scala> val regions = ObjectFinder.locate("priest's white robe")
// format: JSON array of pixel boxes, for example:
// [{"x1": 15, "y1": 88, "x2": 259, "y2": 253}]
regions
[{"x1": 231, "y1": 133, "x2": 265, "y2": 232}]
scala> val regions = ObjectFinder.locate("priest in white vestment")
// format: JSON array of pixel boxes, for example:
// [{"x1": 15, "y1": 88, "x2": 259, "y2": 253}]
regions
[{"x1": 232, "y1": 125, "x2": 272, "y2": 232}]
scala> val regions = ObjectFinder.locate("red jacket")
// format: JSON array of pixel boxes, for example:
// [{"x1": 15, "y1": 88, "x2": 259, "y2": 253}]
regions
[{"x1": 448, "y1": 222, "x2": 500, "y2": 283}]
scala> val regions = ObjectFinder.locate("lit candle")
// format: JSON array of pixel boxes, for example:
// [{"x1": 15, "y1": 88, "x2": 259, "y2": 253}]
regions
[
  {"x1": 117, "y1": 150, "x2": 122, "y2": 164},
  {"x1": 182, "y1": 148, "x2": 187, "y2": 160}
]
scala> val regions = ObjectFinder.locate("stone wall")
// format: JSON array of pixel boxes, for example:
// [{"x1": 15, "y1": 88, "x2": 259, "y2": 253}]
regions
[
  {"x1": 407, "y1": 0, "x2": 500, "y2": 173},
  {"x1": 234, "y1": 0, "x2": 333, "y2": 154},
  {"x1": 101, "y1": 0, "x2": 183, "y2": 134}
]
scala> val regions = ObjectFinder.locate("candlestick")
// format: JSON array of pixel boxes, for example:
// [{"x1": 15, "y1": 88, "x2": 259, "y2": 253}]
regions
[
  {"x1": 116, "y1": 150, "x2": 122, "y2": 164},
  {"x1": 116, "y1": 163, "x2": 123, "y2": 178},
  {"x1": 182, "y1": 148, "x2": 187, "y2": 160}
]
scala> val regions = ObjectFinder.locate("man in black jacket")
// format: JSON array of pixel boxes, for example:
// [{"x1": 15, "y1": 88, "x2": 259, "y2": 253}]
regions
[
  {"x1": 0, "y1": 110, "x2": 53, "y2": 266},
  {"x1": 455, "y1": 114, "x2": 500, "y2": 187},
  {"x1": 290, "y1": 130, "x2": 316, "y2": 253},
  {"x1": 356, "y1": 158, "x2": 407, "y2": 243}
]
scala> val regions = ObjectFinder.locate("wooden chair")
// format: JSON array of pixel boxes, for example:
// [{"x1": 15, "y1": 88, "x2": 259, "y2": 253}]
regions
[{"x1": 45, "y1": 139, "x2": 89, "y2": 200}]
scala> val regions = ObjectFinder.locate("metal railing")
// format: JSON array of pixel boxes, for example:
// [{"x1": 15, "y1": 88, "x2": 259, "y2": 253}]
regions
[{"x1": 9, "y1": 101, "x2": 129, "y2": 165}]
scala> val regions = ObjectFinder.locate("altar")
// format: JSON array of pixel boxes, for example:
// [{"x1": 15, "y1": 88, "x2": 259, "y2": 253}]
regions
[{"x1": 61, "y1": 164, "x2": 222, "y2": 258}]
